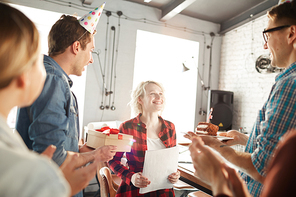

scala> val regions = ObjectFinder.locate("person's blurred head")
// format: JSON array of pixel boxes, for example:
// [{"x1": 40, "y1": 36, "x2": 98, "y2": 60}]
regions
[
  {"x1": 0, "y1": 3, "x2": 45, "y2": 106},
  {"x1": 130, "y1": 81, "x2": 165, "y2": 115},
  {"x1": 0, "y1": 3, "x2": 40, "y2": 89}
]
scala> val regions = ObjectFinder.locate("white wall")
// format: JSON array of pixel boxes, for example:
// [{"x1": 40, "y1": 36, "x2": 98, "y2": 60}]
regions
[
  {"x1": 83, "y1": 1, "x2": 222, "y2": 130},
  {"x1": 219, "y1": 15, "x2": 277, "y2": 132},
  {"x1": 8, "y1": 0, "x2": 222, "y2": 133}
]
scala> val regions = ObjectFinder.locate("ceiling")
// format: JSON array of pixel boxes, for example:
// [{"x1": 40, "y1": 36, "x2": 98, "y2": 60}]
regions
[{"x1": 123, "y1": 0, "x2": 279, "y2": 34}]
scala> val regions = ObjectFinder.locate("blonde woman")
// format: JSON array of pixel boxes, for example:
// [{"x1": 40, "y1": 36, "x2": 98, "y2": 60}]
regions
[
  {"x1": 108, "y1": 81, "x2": 180, "y2": 197},
  {"x1": 0, "y1": 3, "x2": 106, "y2": 196}
]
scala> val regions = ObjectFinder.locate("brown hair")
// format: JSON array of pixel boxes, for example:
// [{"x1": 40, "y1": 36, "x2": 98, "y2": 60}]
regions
[
  {"x1": 0, "y1": 3, "x2": 40, "y2": 89},
  {"x1": 48, "y1": 15, "x2": 94, "y2": 57},
  {"x1": 268, "y1": 1, "x2": 296, "y2": 24}
]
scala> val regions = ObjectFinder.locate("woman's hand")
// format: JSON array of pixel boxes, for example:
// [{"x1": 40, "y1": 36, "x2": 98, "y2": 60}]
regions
[
  {"x1": 168, "y1": 171, "x2": 180, "y2": 184},
  {"x1": 219, "y1": 130, "x2": 249, "y2": 146},
  {"x1": 131, "y1": 172, "x2": 151, "y2": 188}
]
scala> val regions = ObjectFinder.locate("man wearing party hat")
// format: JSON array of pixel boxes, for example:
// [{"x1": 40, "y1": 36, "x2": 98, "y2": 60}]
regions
[
  {"x1": 186, "y1": 0, "x2": 296, "y2": 196},
  {"x1": 16, "y1": 3, "x2": 116, "y2": 197}
]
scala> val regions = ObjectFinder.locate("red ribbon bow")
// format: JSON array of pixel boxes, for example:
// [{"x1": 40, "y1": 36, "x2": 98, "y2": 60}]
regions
[{"x1": 95, "y1": 126, "x2": 120, "y2": 135}]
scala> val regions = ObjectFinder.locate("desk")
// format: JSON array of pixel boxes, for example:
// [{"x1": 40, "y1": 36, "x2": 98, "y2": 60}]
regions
[{"x1": 178, "y1": 163, "x2": 212, "y2": 196}]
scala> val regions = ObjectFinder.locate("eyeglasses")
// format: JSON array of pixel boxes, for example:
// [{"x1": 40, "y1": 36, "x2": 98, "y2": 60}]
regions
[{"x1": 262, "y1": 25, "x2": 291, "y2": 43}]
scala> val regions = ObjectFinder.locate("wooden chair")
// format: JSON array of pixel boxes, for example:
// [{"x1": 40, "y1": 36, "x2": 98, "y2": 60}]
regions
[{"x1": 98, "y1": 166, "x2": 120, "y2": 197}]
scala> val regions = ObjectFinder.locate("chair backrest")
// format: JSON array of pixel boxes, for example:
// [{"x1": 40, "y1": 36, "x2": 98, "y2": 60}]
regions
[{"x1": 99, "y1": 166, "x2": 118, "y2": 197}]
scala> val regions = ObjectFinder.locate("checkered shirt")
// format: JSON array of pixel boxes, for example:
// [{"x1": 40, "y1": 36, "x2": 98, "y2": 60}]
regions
[
  {"x1": 108, "y1": 114, "x2": 176, "y2": 197},
  {"x1": 241, "y1": 62, "x2": 296, "y2": 197}
]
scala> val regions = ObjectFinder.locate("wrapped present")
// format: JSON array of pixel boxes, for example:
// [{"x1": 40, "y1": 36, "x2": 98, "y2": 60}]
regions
[{"x1": 86, "y1": 126, "x2": 134, "y2": 152}]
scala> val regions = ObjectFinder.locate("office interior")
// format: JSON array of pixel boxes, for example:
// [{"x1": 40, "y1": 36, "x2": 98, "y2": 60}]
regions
[{"x1": 4, "y1": 0, "x2": 281, "y2": 196}]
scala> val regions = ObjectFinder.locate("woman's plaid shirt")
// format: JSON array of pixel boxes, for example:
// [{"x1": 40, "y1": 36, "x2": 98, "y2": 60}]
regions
[{"x1": 108, "y1": 114, "x2": 176, "y2": 197}]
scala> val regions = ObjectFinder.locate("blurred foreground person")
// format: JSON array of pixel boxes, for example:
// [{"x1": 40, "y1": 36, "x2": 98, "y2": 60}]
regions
[{"x1": 0, "y1": 3, "x2": 106, "y2": 197}]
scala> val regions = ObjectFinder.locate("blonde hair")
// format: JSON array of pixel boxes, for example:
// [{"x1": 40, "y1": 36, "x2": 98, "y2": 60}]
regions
[
  {"x1": 0, "y1": 3, "x2": 40, "y2": 89},
  {"x1": 129, "y1": 81, "x2": 165, "y2": 115}
]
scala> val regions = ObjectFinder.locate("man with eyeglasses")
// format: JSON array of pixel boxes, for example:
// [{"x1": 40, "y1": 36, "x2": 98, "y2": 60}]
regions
[{"x1": 185, "y1": 1, "x2": 296, "y2": 196}]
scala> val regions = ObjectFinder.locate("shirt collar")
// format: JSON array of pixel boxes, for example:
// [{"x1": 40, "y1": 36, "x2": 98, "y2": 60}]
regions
[
  {"x1": 134, "y1": 113, "x2": 172, "y2": 130},
  {"x1": 275, "y1": 61, "x2": 296, "y2": 82},
  {"x1": 43, "y1": 55, "x2": 74, "y2": 88}
]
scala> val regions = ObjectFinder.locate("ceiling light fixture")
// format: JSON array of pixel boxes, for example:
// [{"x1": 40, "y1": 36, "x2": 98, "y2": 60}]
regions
[
  {"x1": 144, "y1": 0, "x2": 152, "y2": 3},
  {"x1": 82, "y1": 0, "x2": 95, "y2": 5}
]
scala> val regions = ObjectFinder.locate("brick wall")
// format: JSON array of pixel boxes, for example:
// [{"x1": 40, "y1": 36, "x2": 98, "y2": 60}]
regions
[{"x1": 219, "y1": 15, "x2": 279, "y2": 133}]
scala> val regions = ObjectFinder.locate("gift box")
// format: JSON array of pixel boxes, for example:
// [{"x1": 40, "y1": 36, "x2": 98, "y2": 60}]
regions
[{"x1": 86, "y1": 127, "x2": 134, "y2": 152}]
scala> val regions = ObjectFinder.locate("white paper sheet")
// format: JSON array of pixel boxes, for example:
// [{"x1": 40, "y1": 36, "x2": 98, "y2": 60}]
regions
[{"x1": 139, "y1": 146, "x2": 179, "y2": 194}]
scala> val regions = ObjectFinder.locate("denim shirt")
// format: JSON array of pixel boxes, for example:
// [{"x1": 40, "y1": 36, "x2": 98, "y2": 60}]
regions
[{"x1": 16, "y1": 55, "x2": 80, "y2": 167}]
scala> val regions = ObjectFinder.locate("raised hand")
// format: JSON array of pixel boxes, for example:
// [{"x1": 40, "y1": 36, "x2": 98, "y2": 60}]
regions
[
  {"x1": 189, "y1": 137, "x2": 232, "y2": 196},
  {"x1": 94, "y1": 145, "x2": 117, "y2": 162},
  {"x1": 183, "y1": 131, "x2": 199, "y2": 140},
  {"x1": 60, "y1": 153, "x2": 100, "y2": 196},
  {"x1": 222, "y1": 163, "x2": 251, "y2": 197}
]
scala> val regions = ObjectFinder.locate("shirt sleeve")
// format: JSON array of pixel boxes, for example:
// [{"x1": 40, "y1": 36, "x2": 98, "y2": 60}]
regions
[
  {"x1": 28, "y1": 73, "x2": 70, "y2": 166},
  {"x1": 0, "y1": 145, "x2": 70, "y2": 197},
  {"x1": 108, "y1": 123, "x2": 135, "y2": 185},
  {"x1": 251, "y1": 78, "x2": 296, "y2": 176},
  {"x1": 169, "y1": 122, "x2": 177, "y2": 147}
]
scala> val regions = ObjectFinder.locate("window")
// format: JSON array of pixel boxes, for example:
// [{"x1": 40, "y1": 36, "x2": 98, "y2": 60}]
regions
[{"x1": 133, "y1": 30, "x2": 199, "y2": 142}]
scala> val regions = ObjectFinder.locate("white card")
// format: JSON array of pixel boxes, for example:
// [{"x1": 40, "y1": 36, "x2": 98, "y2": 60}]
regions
[{"x1": 139, "y1": 146, "x2": 179, "y2": 194}]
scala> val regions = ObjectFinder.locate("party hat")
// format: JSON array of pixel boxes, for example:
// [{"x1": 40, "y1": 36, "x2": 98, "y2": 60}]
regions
[
  {"x1": 278, "y1": 0, "x2": 292, "y2": 5},
  {"x1": 78, "y1": 2, "x2": 105, "y2": 34}
]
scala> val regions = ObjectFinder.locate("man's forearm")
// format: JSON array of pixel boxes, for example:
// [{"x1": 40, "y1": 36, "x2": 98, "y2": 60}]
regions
[
  {"x1": 214, "y1": 144, "x2": 265, "y2": 183},
  {"x1": 64, "y1": 151, "x2": 95, "y2": 168}
]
